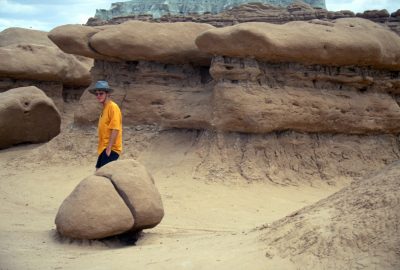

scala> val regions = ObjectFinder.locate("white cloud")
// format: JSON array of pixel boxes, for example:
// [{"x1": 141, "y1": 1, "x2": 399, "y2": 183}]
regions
[
  {"x1": 0, "y1": 0, "x2": 38, "y2": 14},
  {"x1": 0, "y1": 17, "x2": 51, "y2": 30},
  {"x1": 0, "y1": 0, "x2": 113, "y2": 31},
  {"x1": 326, "y1": 0, "x2": 399, "y2": 13}
]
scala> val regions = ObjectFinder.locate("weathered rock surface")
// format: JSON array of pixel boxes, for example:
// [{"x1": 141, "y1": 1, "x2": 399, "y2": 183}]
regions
[
  {"x1": 0, "y1": 27, "x2": 92, "y2": 87},
  {"x1": 0, "y1": 86, "x2": 61, "y2": 149},
  {"x1": 55, "y1": 159, "x2": 164, "y2": 239},
  {"x1": 55, "y1": 175, "x2": 135, "y2": 240},
  {"x1": 75, "y1": 16, "x2": 400, "y2": 135},
  {"x1": 209, "y1": 56, "x2": 400, "y2": 134},
  {"x1": 0, "y1": 27, "x2": 55, "y2": 47},
  {"x1": 212, "y1": 81, "x2": 400, "y2": 134},
  {"x1": 51, "y1": 21, "x2": 214, "y2": 64},
  {"x1": 195, "y1": 18, "x2": 400, "y2": 70},
  {"x1": 76, "y1": 55, "x2": 400, "y2": 135},
  {"x1": 48, "y1": 24, "x2": 118, "y2": 61},
  {"x1": 259, "y1": 160, "x2": 400, "y2": 269},
  {"x1": 75, "y1": 61, "x2": 213, "y2": 127},
  {"x1": 0, "y1": 44, "x2": 91, "y2": 86},
  {"x1": 96, "y1": 159, "x2": 164, "y2": 230}
]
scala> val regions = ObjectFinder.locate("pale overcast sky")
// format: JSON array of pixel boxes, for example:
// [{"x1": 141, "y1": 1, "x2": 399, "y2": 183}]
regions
[{"x1": 0, "y1": 0, "x2": 399, "y2": 32}]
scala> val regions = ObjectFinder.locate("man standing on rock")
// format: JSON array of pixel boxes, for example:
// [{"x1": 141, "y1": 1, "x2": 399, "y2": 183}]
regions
[{"x1": 89, "y1": 81, "x2": 122, "y2": 169}]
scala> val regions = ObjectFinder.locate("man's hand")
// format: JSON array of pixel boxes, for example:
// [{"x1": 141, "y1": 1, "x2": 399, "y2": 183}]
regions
[{"x1": 106, "y1": 146, "x2": 112, "y2": 156}]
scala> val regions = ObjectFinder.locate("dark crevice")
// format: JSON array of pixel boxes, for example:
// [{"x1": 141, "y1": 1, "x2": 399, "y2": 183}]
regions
[{"x1": 106, "y1": 177, "x2": 137, "y2": 229}]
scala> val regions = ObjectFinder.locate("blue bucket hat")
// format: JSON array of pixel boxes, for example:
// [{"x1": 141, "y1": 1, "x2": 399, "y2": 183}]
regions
[{"x1": 89, "y1": 80, "x2": 114, "y2": 94}]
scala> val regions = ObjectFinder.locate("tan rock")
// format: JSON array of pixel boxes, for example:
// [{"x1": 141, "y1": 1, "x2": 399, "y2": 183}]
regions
[
  {"x1": 96, "y1": 159, "x2": 164, "y2": 230},
  {"x1": 196, "y1": 18, "x2": 400, "y2": 70},
  {"x1": 0, "y1": 86, "x2": 61, "y2": 149},
  {"x1": 0, "y1": 27, "x2": 54, "y2": 47},
  {"x1": 212, "y1": 82, "x2": 400, "y2": 134},
  {"x1": 0, "y1": 44, "x2": 91, "y2": 86},
  {"x1": 89, "y1": 21, "x2": 214, "y2": 64},
  {"x1": 75, "y1": 61, "x2": 213, "y2": 127},
  {"x1": 0, "y1": 27, "x2": 92, "y2": 86},
  {"x1": 48, "y1": 24, "x2": 119, "y2": 61},
  {"x1": 55, "y1": 175, "x2": 135, "y2": 240}
]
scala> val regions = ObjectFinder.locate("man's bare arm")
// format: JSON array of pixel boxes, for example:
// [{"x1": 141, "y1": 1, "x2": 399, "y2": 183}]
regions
[{"x1": 106, "y1": 129, "x2": 119, "y2": 156}]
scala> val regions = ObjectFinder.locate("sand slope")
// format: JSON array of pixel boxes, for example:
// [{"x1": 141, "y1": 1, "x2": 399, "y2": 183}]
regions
[
  {"x1": 258, "y1": 160, "x2": 400, "y2": 269},
  {"x1": 0, "y1": 102, "x2": 399, "y2": 269}
]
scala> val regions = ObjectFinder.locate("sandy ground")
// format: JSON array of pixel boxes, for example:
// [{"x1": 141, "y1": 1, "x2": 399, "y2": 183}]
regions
[{"x1": 0, "y1": 139, "x2": 343, "y2": 269}]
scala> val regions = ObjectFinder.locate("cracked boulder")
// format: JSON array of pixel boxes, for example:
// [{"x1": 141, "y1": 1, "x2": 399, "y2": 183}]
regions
[
  {"x1": 55, "y1": 159, "x2": 164, "y2": 239},
  {"x1": 0, "y1": 86, "x2": 61, "y2": 149}
]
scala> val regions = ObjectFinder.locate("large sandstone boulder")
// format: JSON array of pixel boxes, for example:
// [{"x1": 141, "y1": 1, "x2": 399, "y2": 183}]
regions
[
  {"x1": 48, "y1": 24, "x2": 118, "y2": 61},
  {"x1": 49, "y1": 21, "x2": 214, "y2": 64},
  {"x1": 55, "y1": 175, "x2": 135, "y2": 240},
  {"x1": 0, "y1": 27, "x2": 92, "y2": 86},
  {"x1": 0, "y1": 44, "x2": 91, "y2": 86},
  {"x1": 96, "y1": 159, "x2": 164, "y2": 231},
  {"x1": 0, "y1": 86, "x2": 61, "y2": 149},
  {"x1": 196, "y1": 18, "x2": 400, "y2": 70},
  {"x1": 0, "y1": 27, "x2": 55, "y2": 47},
  {"x1": 55, "y1": 159, "x2": 164, "y2": 239}
]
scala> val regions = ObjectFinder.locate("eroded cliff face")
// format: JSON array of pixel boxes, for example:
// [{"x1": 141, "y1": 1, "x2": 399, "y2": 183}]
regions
[
  {"x1": 88, "y1": 1, "x2": 400, "y2": 37},
  {"x1": 71, "y1": 19, "x2": 400, "y2": 135},
  {"x1": 49, "y1": 18, "x2": 400, "y2": 184},
  {"x1": 210, "y1": 57, "x2": 400, "y2": 134},
  {"x1": 75, "y1": 60, "x2": 214, "y2": 128},
  {"x1": 94, "y1": 0, "x2": 326, "y2": 20}
]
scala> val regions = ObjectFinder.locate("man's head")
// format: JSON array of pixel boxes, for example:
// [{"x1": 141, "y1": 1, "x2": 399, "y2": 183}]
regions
[{"x1": 89, "y1": 81, "x2": 113, "y2": 104}]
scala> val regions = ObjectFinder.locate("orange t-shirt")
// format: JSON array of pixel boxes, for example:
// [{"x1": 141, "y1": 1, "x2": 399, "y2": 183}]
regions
[{"x1": 97, "y1": 100, "x2": 122, "y2": 155}]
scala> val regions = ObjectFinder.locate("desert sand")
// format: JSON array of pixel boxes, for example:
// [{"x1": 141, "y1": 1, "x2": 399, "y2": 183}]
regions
[{"x1": 0, "y1": 102, "x2": 346, "y2": 270}]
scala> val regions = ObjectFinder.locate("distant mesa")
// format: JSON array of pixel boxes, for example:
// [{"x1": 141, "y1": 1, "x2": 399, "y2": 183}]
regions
[{"x1": 95, "y1": 0, "x2": 326, "y2": 20}]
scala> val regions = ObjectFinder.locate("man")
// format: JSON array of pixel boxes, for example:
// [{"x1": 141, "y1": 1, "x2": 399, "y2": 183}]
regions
[{"x1": 89, "y1": 80, "x2": 122, "y2": 169}]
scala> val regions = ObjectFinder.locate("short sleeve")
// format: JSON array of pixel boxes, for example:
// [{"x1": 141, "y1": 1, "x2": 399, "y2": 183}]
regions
[{"x1": 108, "y1": 103, "x2": 122, "y2": 130}]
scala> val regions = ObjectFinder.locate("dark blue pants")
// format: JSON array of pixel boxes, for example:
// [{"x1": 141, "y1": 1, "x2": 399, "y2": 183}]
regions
[{"x1": 95, "y1": 149, "x2": 119, "y2": 169}]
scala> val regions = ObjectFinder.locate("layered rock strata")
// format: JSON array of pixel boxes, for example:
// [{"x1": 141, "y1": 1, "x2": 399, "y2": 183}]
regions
[
  {"x1": 195, "y1": 19, "x2": 400, "y2": 134},
  {"x1": 49, "y1": 21, "x2": 215, "y2": 126},
  {"x1": 54, "y1": 18, "x2": 400, "y2": 135}
]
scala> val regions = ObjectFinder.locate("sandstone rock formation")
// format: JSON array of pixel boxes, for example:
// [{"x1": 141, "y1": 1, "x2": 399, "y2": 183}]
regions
[
  {"x1": 49, "y1": 21, "x2": 214, "y2": 64},
  {"x1": 0, "y1": 86, "x2": 61, "y2": 149},
  {"x1": 96, "y1": 160, "x2": 164, "y2": 230},
  {"x1": 68, "y1": 18, "x2": 400, "y2": 135},
  {"x1": 55, "y1": 175, "x2": 135, "y2": 239},
  {"x1": 55, "y1": 159, "x2": 164, "y2": 239},
  {"x1": 48, "y1": 24, "x2": 118, "y2": 61},
  {"x1": 258, "y1": 160, "x2": 400, "y2": 269},
  {"x1": 0, "y1": 27, "x2": 93, "y2": 108},
  {"x1": 195, "y1": 18, "x2": 400, "y2": 70}
]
